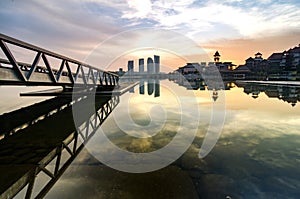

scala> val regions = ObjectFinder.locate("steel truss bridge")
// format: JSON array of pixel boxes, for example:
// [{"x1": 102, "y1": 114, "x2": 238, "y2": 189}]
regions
[
  {"x1": 0, "y1": 34, "x2": 123, "y2": 198},
  {"x1": 0, "y1": 33, "x2": 119, "y2": 88}
]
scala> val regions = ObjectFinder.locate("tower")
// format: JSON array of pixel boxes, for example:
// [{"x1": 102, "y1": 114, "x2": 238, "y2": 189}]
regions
[
  {"x1": 128, "y1": 60, "x2": 134, "y2": 74},
  {"x1": 214, "y1": 51, "x2": 221, "y2": 63},
  {"x1": 154, "y1": 55, "x2": 160, "y2": 74},
  {"x1": 147, "y1": 57, "x2": 154, "y2": 74},
  {"x1": 139, "y1": 58, "x2": 144, "y2": 73},
  {"x1": 254, "y1": 52, "x2": 263, "y2": 60}
]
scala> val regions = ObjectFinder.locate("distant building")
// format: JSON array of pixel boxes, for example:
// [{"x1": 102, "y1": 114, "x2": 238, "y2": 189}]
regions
[
  {"x1": 266, "y1": 45, "x2": 300, "y2": 80},
  {"x1": 214, "y1": 51, "x2": 221, "y2": 63},
  {"x1": 237, "y1": 52, "x2": 269, "y2": 79},
  {"x1": 208, "y1": 62, "x2": 215, "y2": 67},
  {"x1": 128, "y1": 60, "x2": 134, "y2": 74},
  {"x1": 245, "y1": 57, "x2": 255, "y2": 68},
  {"x1": 213, "y1": 51, "x2": 236, "y2": 70},
  {"x1": 200, "y1": 62, "x2": 206, "y2": 67},
  {"x1": 283, "y1": 46, "x2": 300, "y2": 71},
  {"x1": 175, "y1": 63, "x2": 201, "y2": 74},
  {"x1": 254, "y1": 52, "x2": 263, "y2": 61},
  {"x1": 173, "y1": 45, "x2": 300, "y2": 81},
  {"x1": 268, "y1": 52, "x2": 284, "y2": 73},
  {"x1": 124, "y1": 55, "x2": 161, "y2": 75},
  {"x1": 139, "y1": 58, "x2": 144, "y2": 73},
  {"x1": 147, "y1": 57, "x2": 154, "y2": 74},
  {"x1": 217, "y1": 62, "x2": 236, "y2": 71},
  {"x1": 288, "y1": 45, "x2": 300, "y2": 68},
  {"x1": 232, "y1": 65, "x2": 251, "y2": 79},
  {"x1": 246, "y1": 52, "x2": 264, "y2": 67}
]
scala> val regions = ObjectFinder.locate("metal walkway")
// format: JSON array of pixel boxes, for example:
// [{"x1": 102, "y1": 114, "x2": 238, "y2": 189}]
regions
[{"x1": 0, "y1": 33, "x2": 119, "y2": 87}]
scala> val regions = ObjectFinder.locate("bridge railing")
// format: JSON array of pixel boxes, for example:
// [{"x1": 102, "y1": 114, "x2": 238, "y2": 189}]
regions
[{"x1": 0, "y1": 33, "x2": 119, "y2": 87}]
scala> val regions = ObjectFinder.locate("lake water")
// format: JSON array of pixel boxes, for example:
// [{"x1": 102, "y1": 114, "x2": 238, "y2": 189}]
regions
[
  {"x1": 0, "y1": 86, "x2": 55, "y2": 115},
  {"x1": 3, "y1": 79, "x2": 300, "y2": 199}
]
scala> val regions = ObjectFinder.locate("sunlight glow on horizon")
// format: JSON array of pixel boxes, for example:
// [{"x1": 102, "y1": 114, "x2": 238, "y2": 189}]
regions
[{"x1": 0, "y1": 0, "x2": 299, "y2": 70}]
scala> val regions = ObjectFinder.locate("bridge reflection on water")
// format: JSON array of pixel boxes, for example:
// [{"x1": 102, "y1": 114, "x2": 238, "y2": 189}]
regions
[
  {"x1": 0, "y1": 93, "x2": 119, "y2": 199},
  {"x1": 0, "y1": 78, "x2": 163, "y2": 199}
]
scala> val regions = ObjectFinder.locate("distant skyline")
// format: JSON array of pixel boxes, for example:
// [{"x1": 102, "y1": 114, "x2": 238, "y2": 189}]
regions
[{"x1": 0, "y1": 0, "x2": 300, "y2": 71}]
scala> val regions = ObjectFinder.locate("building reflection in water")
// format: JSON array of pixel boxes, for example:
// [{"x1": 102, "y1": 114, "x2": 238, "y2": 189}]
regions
[
  {"x1": 155, "y1": 80, "x2": 160, "y2": 98},
  {"x1": 145, "y1": 79, "x2": 161, "y2": 97},
  {"x1": 170, "y1": 76, "x2": 300, "y2": 106},
  {"x1": 170, "y1": 77, "x2": 235, "y2": 102},
  {"x1": 236, "y1": 82, "x2": 300, "y2": 107},
  {"x1": 139, "y1": 80, "x2": 145, "y2": 95},
  {"x1": 147, "y1": 79, "x2": 154, "y2": 95},
  {"x1": 125, "y1": 79, "x2": 161, "y2": 98},
  {"x1": 212, "y1": 89, "x2": 218, "y2": 102},
  {"x1": 129, "y1": 87, "x2": 135, "y2": 93}
]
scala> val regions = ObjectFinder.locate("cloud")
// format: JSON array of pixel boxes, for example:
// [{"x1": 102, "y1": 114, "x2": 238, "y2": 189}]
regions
[
  {"x1": 0, "y1": 0, "x2": 299, "y2": 69},
  {"x1": 221, "y1": 109, "x2": 300, "y2": 139},
  {"x1": 123, "y1": 0, "x2": 152, "y2": 19},
  {"x1": 121, "y1": 0, "x2": 300, "y2": 40},
  {"x1": 0, "y1": 0, "x2": 122, "y2": 61},
  {"x1": 84, "y1": 28, "x2": 211, "y2": 70}
]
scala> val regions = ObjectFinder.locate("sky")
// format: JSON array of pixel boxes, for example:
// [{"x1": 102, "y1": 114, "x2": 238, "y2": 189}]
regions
[{"x1": 0, "y1": 0, "x2": 300, "y2": 72}]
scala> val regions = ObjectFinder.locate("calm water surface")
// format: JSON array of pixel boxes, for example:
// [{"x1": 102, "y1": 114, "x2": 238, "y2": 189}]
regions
[
  {"x1": 0, "y1": 86, "x2": 56, "y2": 114},
  {"x1": 6, "y1": 80, "x2": 300, "y2": 199}
]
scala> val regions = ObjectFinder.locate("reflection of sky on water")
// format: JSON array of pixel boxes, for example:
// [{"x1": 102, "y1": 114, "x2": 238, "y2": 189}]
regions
[
  {"x1": 46, "y1": 80, "x2": 300, "y2": 198},
  {"x1": 0, "y1": 86, "x2": 55, "y2": 114}
]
